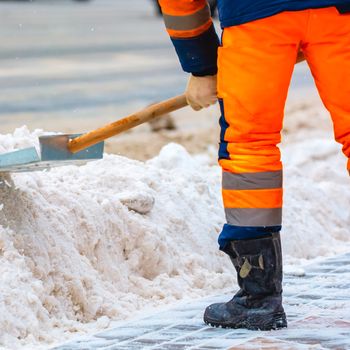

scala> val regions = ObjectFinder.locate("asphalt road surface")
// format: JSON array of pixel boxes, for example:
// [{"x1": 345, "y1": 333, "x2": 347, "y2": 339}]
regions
[{"x1": 0, "y1": 0, "x2": 187, "y2": 133}]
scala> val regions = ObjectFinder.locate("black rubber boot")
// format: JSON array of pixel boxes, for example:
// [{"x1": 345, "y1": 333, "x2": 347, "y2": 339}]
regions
[{"x1": 204, "y1": 232, "x2": 287, "y2": 330}]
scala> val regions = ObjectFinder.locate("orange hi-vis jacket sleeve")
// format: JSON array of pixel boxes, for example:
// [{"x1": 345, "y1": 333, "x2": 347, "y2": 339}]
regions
[{"x1": 159, "y1": 0, "x2": 220, "y2": 76}]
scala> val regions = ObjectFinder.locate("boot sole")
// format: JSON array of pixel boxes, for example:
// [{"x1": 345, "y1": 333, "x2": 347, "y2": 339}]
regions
[{"x1": 204, "y1": 311, "x2": 287, "y2": 331}]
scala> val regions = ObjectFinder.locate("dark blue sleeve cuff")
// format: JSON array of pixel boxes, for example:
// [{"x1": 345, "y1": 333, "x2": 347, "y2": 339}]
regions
[
  {"x1": 170, "y1": 24, "x2": 219, "y2": 76},
  {"x1": 192, "y1": 68, "x2": 217, "y2": 77}
]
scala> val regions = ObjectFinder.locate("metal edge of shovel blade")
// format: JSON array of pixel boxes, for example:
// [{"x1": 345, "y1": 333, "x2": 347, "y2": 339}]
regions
[
  {"x1": 0, "y1": 147, "x2": 41, "y2": 172},
  {"x1": 39, "y1": 134, "x2": 104, "y2": 162}
]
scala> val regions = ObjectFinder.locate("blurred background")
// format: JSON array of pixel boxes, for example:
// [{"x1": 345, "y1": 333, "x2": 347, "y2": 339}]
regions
[{"x1": 0, "y1": 0, "x2": 314, "y2": 159}]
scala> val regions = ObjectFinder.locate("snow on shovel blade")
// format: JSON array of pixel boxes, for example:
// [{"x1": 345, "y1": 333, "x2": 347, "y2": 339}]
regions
[{"x1": 0, "y1": 134, "x2": 104, "y2": 173}]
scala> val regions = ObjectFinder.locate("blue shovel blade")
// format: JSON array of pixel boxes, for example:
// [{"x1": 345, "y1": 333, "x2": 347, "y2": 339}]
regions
[
  {"x1": 0, "y1": 134, "x2": 104, "y2": 173},
  {"x1": 0, "y1": 147, "x2": 40, "y2": 172},
  {"x1": 39, "y1": 134, "x2": 104, "y2": 161}
]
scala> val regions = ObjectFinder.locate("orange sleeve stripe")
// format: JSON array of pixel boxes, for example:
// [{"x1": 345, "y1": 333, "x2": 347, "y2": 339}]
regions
[
  {"x1": 159, "y1": 0, "x2": 207, "y2": 16},
  {"x1": 222, "y1": 188, "x2": 283, "y2": 209},
  {"x1": 166, "y1": 19, "x2": 213, "y2": 39}
]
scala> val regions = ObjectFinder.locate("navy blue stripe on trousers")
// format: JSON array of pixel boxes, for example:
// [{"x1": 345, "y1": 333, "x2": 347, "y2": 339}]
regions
[{"x1": 218, "y1": 98, "x2": 230, "y2": 160}]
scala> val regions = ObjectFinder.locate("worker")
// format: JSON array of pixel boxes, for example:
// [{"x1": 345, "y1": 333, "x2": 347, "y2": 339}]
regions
[{"x1": 158, "y1": 0, "x2": 350, "y2": 330}]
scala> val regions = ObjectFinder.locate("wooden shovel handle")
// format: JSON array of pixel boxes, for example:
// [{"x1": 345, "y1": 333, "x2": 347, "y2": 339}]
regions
[{"x1": 68, "y1": 94, "x2": 188, "y2": 154}]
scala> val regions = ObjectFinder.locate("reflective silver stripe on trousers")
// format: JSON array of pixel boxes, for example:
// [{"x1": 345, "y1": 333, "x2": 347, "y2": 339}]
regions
[
  {"x1": 222, "y1": 170, "x2": 283, "y2": 190},
  {"x1": 225, "y1": 208, "x2": 282, "y2": 227},
  {"x1": 163, "y1": 5, "x2": 210, "y2": 31}
]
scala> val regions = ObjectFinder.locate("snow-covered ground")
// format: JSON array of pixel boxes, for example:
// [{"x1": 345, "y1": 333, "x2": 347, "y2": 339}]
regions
[{"x1": 0, "y1": 88, "x2": 350, "y2": 349}]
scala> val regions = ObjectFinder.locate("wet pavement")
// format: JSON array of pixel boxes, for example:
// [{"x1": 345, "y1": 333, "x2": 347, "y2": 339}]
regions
[{"x1": 54, "y1": 252, "x2": 350, "y2": 350}]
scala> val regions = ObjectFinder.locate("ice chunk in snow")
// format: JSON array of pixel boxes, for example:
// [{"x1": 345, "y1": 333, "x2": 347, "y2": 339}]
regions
[{"x1": 118, "y1": 192, "x2": 155, "y2": 214}]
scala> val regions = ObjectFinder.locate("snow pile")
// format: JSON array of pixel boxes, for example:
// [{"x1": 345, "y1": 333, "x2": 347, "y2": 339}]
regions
[
  {"x1": 282, "y1": 92, "x2": 350, "y2": 262},
  {"x1": 0, "y1": 110, "x2": 349, "y2": 349},
  {"x1": 0, "y1": 130, "x2": 231, "y2": 349},
  {"x1": 283, "y1": 137, "x2": 350, "y2": 261}
]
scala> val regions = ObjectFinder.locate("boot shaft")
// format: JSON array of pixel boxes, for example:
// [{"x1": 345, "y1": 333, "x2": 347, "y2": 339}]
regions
[{"x1": 223, "y1": 232, "x2": 283, "y2": 297}]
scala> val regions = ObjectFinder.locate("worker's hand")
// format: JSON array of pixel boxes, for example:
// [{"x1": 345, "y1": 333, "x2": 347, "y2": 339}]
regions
[{"x1": 185, "y1": 74, "x2": 217, "y2": 111}]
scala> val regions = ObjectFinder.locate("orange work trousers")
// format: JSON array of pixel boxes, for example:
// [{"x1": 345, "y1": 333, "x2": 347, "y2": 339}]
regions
[{"x1": 218, "y1": 7, "x2": 350, "y2": 248}]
